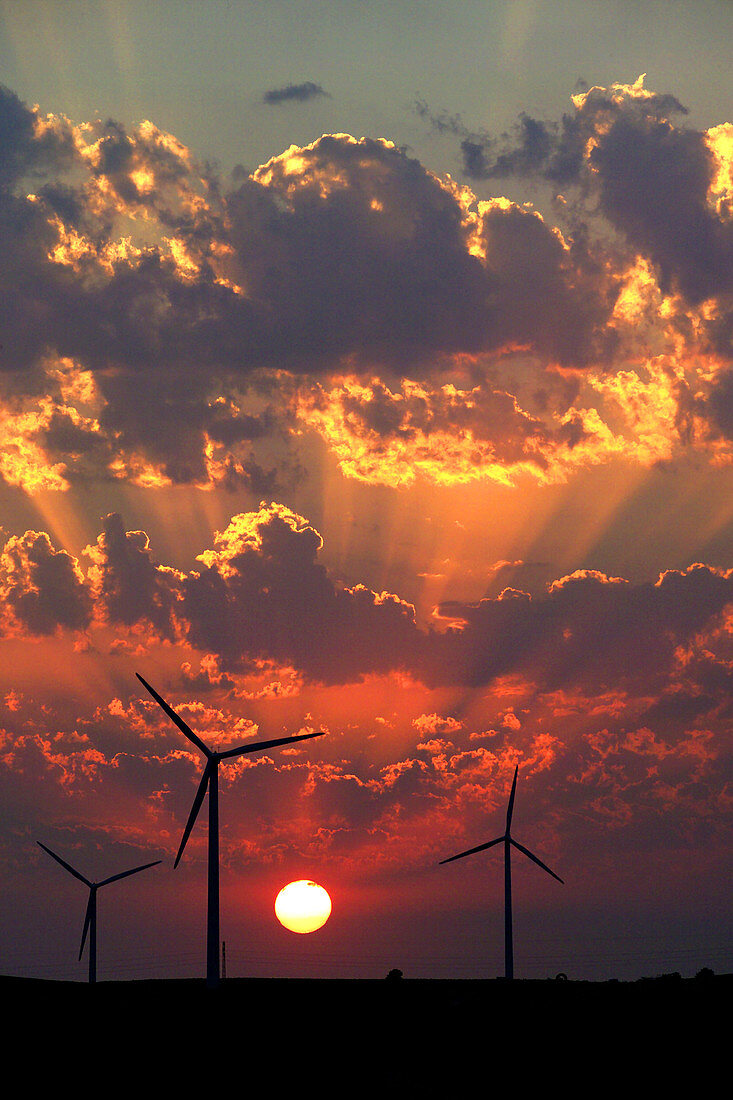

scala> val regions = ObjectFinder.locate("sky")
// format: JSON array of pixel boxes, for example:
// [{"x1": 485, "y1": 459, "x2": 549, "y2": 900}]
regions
[{"x1": 1, "y1": 0, "x2": 731, "y2": 983}]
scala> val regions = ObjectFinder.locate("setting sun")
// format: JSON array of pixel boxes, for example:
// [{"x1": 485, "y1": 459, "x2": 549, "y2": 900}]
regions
[{"x1": 275, "y1": 881, "x2": 332, "y2": 934}]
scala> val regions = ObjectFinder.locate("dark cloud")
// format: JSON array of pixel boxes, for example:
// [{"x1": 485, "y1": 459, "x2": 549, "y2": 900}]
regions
[
  {"x1": 0, "y1": 530, "x2": 92, "y2": 634},
  {"x1": 706, "y1": 368, "x2": 733, "y2": 438},
  {"x1": 414, "y1": 99, "x2": 471, "y2": 137},
  {"x1": 464, "y1": 114, "x2": 556, "y2": 181},
  {"x1": 66, "y1": 513, "x2": 733, "y2": 704},
  {"x1": 454, "y1": 78, "x2": 731, "y2": 309},
  {"x1": 263, "y1": 82, "x2": 330, "y2": 105},
  {"x1": 228, "y1": 134, "x2": 619, "y2": 372},
  {"x1": 460, "y1": 138, "x2": 490, "y2": 179},
  {"x1": 0, "y1": 192, "x2": 75, "y2": 372},
  {"x1": 181, "y1": 504, "x2": 419, "y2": 682},
  {"x1": 0, "y1": 83, "x2": 38, "y2": 191},
  {"x1": 477, "y1": 199, "x2": 618, "y2": 365},
  {"x1": 423, "y1": 565, "x2": 733, "y2": 693},
  {"x1": 459, "y1": 111, "x2": 584, "y2": 185},
  {"x1": 0, "y1": 83, "x2": 76, "y2": 192},
  {"x1": 224, "y1": 135, "x2": 493, "y2": 371},
  {"x1": 0, "y1": 85, "x2": 616, "y2": 389},
  {"x1": 457, "y1": 79, "x2": 689, "y2": 187},
  {"x1": 413, "y1": 98, "x2": 499, "y2": 182},
  {"x1": 0, "y1": 80, "x2": 729, "y2": 493},
  {"x1": 40, "y1": 405, "x2": 118, "y2": 484},
  {"x1": 85, "y1": 513, "x2": 182, "y2": 641},
  {"x1": 590, "y1": 113, "x2": 733, "y2": 303}
]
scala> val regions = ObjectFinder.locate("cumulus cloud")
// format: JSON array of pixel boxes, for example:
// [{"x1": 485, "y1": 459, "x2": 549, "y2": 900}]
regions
[
  {"x1": 226, "y1": 135, "x2": 494, "y2": 371},
  {"x1": 6, "y1": 511, "x2": 732, "y2": 714},
  {"x1": 84, "y1": 513, "x2": 183, "y2": 641},
  {"x1": 0, "y1": 78, "x2": 731, "y2": 493},
  {"x1": 0, "y1": 530, "x2": 91, "y2": 635},
  {"x1": 588, "y1": 97, "x2": 733, "y2": 305},
  {"x1": 182, "y1": 503, "x2": 419, "y2": 682},
  {"x1": 413, "y1": 713, "x2": 463, "y2": 737},
  {"x1": 0, "y1": 83, "x2": 77, "y2": 192},
  {"x1": 452, "y1": 76, "x2": 733, "y2": 310},
  {"x1": 425, "y1": 564, "x2": 733, "y2": 694}
]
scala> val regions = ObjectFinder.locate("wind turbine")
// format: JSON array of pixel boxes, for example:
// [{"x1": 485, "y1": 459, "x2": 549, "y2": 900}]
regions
[
  {"x1": 440, "y1": 765, "x2": 563, "y2": 980},
  {"x1": 37, "y1": 841, "x2": 160, "y2": 983},
  {"x1": 136, "y1": 672, "x2": 326, "y2": 988}
]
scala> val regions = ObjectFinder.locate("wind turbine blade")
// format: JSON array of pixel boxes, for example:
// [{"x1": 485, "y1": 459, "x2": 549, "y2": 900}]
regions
[
  {"x1": 439, "y1": 835, "x2": 504, "y2": 865},
  {"x1": 174, "y1": 762, "x2": 212, "y2": 868},
  {"x1": 506, "y1": 765, "x2": 519, "y2": 832},
  {"x1": 511, "y1": 839, "x2": 564, "y2": 884},
  {"x1": 79, "y1": 892, "x2": 93, "y2": 960},
  {"x1": 98, "y1": 860, "x2": 162, "y2": 888},
  {"x1": 136, "y1": 673, "x2": 212, "y2": 758},
  {"x1": 218, "y1": 729, "x2": 326, "y2": 759},
  {"x1": 37, "y1": 842, "x2": 92, "y2": 887}
]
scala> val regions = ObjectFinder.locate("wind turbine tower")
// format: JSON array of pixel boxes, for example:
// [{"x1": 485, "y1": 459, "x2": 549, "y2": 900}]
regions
[
  {"x1": 37, "y1": 842, "x2": 160, "y2": 983},
  {"x1": 136, "y1": 673, "x2": 325, "y2": 988},
  {"x1": 440, "y1": 765, "x2": 564, "y2": 980}
]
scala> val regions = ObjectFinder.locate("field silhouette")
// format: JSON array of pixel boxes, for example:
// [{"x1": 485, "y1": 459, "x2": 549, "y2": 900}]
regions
[{"x1": 4, "y1": 970, "x2": 724, "y2": 1086}]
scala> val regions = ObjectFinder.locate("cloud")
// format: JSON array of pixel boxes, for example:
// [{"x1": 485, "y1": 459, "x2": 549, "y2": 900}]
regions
[
  {"x1": 423, "y1": 564, "x2": 733, "y2": 694},
  {"x1": 227, "y1": 134, "x2": 494, "y2": 371},
  {"x1": 263, "y1": 82, "x2": 330, "y2": 105},
  {"x1": 454, "y1": 75, "x2": 688, "y2": 184},
  {"x1": 0, "y1": 83, "x2": 77, "y2": 192},
  {"x1": 462, "y1": 114, "x2": 556, "y2": 181},
  {"x1": 0, "y1": 512, "x2": 729, "y2": 889},
  {"x1": 1, "y1": 71, "x2": 731, "y2": 957},
  {"x1": 588, "y1": 100, "x2": 732, "y2": 305},
  {"x1": 0, "y1": 79, "x2": 731, "y2": 495},
  {"x1": 5, "y1": 511, "x2": 733, "y2": 712},
  {"x1": 475, "y1": 196, "x2": 619, "y2": 366},
  {"x1": 181, "y1": 503, "x2": 419, "y2": 682},
  {"x1": 413, "y1": 713, "x2": 462, "y2": 737},
  {"x1": 452, "y1": 76, "x2": 732, "y2": 310},
  {"x1": 295, "y1": 374, "x2": 599, "y2": 487},
  {"x1": 706, "y1": 367, "x2": 733, "y2": 439},
  {"x1": 84, "y1": 513, "x2": 183, "y2": 641},
  {"x1": 0, "y1": 530, "x2": 92, "y2": 635}
]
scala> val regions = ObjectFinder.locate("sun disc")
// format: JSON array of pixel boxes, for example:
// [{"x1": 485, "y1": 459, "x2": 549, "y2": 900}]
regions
[{"x1": 275, "y1": 879, "x2": 332, "y2": 934}]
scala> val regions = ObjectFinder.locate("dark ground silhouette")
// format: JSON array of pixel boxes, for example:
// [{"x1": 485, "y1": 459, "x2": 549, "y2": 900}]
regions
[{"x1": 3, "y1": 971, "x2": 725, "y2": 1086}]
